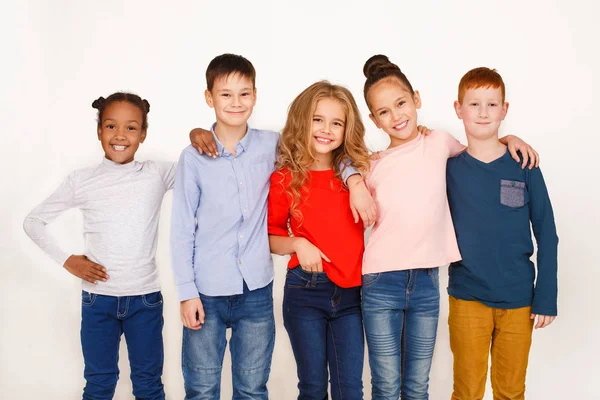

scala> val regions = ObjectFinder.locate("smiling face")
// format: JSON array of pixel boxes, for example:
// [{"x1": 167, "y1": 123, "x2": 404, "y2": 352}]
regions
[
  {"x1": 454, "y1": 86, "x2": 508, "y2": 141},
  {"x1": 205, "y1": 73, "x2": 256, "y2": 130},
  {"x1": 367, "y1": 78, "x2": 421, "y2": 148},
  {"x1": 310, "y1": 97, "x2": 346, "y2": 166},
  {"x1": 97, "y1": 101, "x2": 146, "y2": 164}
]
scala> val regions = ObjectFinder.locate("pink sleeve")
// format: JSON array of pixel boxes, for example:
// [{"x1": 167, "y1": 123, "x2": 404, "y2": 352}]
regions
[{"x1": 444, "y1": 131, "x2": 467, "y2": 158}]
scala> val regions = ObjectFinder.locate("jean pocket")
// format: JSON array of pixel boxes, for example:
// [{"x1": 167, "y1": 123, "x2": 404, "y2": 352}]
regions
[
  {"x1": 361, "y1": 273, "x2": 381, "y2": 288},
  {"x1": 428, "y1": 268, "x2": 440, "y2": 289},
  {"x1": 82, "y1": 290, "x2": 96, "y2": 306},
  {"x1": 500, "y1": 179, "x2": 528, "y2": 208},
  {"x1": 285, "y1": 268, "x2": 310, "y2": 289},
  {"x1": 142, "y1": 292, "x2": 163, "y2": 307}
]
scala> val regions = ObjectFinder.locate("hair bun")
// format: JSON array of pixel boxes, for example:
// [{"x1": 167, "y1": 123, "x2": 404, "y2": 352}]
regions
[
  {"x1": 92, "y1": 96, "x2": 106, "y2": 109},
  {"x1": 363, "y1": 54, "x2": 402, "y2": 78},
  {"x1": 142, "y1": 99, "x2": 150, "y2": 113}
]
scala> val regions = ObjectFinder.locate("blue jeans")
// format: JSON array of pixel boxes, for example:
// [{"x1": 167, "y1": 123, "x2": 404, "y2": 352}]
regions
[
  {"x1": 361, "y1": 268, "x2": 440, "y2": 400},
  {"x1": 80, "y1": 290, "x2": 165, "y2": 400},
  {"x1": 182, "y1": 281, "x2": 275, "y2": 400},
  {"x1": 283, "y1": 267, "x2": 364, "y2": 400}
]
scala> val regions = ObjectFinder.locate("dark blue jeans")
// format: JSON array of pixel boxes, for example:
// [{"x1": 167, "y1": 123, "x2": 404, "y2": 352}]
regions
[
  {"x1": 182, "y1": 281, "x2": 275, "y2": 400},
  {"x1": 362, "y1": 268, "x2": 440, "y2": 400},
  {"x1": 283, "y1": 267, "x2": 364, "y2": 400},
  {"x1": 80, "y1": 290, "x2": 165, "y2": 400}
]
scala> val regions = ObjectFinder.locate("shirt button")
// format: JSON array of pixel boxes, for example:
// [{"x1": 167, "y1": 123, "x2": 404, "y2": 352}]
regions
[
  {"x1": 238, "y1": 259, "x2": 243, "y2": 265},
  {"x1": 243, "y1": 209, "x2": 247, "y2": 213},
  {"x1": 239, "y1": 181, "x2": 243, "y2": 185},
  {"x1": 240, "y1": 234, "x2": 244, "y2": 239}
]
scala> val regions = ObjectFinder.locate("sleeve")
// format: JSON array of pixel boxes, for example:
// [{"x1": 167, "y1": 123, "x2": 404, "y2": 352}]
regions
[
  {"x1": 527, "y1": 167, "x2": 559, "y2": 316},
  {"x1": 444, "y1": 131, "x2": 467, "y2": 158},
  {"x1": 267, "y1": 171, "x2": 291, "y2": 237},
  {"x1": 160, "y1": 161, "x2": 177, "y2": 191},
  {"x1": 170, "y1": 149, "x2": 202, "y2": 301},
  {"x1": 22, "y1": 173, "x2": 77, "y2": 266},
  {"x1": 340, "y1": 159, "x2": 359, "y2": 184}
]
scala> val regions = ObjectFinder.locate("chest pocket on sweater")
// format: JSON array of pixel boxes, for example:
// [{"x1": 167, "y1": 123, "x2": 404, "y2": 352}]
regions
[{"x1": 500, "y1": 179, "x2": 528, "y2": 208}]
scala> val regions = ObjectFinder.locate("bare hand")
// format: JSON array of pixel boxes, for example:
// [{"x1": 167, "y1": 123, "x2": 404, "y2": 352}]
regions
[
  {"x1": 63, "y1": 254, "x2": 109, "y2": 284},
  {"x1": 417, "y1": 125, "x2": 432, "y2": 136},
  {"x1": 181, "y1": 298, "x2": 205, "y2": 330},
  {"x1": 190, "y1": 128, "x2": 219, "y2": 158},
  {"x1": 293, "y1": 238, "x2": 331, "y2": 273},
  {"x1": 369, "y1": 151, "x2": 381, "y2": 161},
  {"x1": 530, "y1": 313, "x2": 556, "y2": 329},
  {"x1": 347, "y1": 175, "x2": 377, "y2": 227},
  {"x1": 505, "y1": 135, "x2": 540, "y2": 169}
]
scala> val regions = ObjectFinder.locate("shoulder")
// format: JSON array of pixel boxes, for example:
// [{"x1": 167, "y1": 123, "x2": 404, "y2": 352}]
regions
[
  {"x1": 178, "y1": 145, "x2": 204, "y2": 164},
  {"x1": 446, "y1": 151, "x2": 466, "y2": 168},
  {"x1": 423, "y1": 129, "x2": 448, "y2": 141},
  {"x1": 249, "y1": 128, "x2": 280, "y2": 144},
  {"x1": 424, "y1": 130, "x2": 458, "y2": 147},
  {"x1": 270, "y1": 167, "x2": 291, "y2": 183},
  {"x1": 70, "y1": 163, "x2": 104, "y2": 182},
  {"x1": 140, "y1": 160, "x2": 177, "y2": 173}
]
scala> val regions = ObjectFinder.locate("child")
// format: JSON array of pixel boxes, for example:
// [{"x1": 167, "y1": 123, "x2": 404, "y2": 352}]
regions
[
  {"x1": 446, "y1": 67, "x2": 558, "y2": 400},
  {"x1": 170, "y1": 54, "x2": 373, "y2": 399},
  {"x1": 267, "y1": 81, "x2": 370, "y2": 399},
  {"x1": 170, "y1": 53, "x2": 277, "y2": 399},
  {"x1": 23, "y1": 93, "x2": 171, "y2": 399},
  {"x1": 360, "y1": 55, "x2": 539, "y2": 400}
]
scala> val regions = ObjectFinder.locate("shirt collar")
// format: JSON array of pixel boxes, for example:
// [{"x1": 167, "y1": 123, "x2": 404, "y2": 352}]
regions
[
  {"x1": 210, "y1": 123, "x2": 251, "y2": 157},
  {"x1": 101, "y1": 157, "x2": 141, "y2": 172}
]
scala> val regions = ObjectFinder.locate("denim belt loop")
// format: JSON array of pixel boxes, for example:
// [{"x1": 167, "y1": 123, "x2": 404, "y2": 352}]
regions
[{"x1": 310, "y1": 272, "x2": 318, "y2": 288}]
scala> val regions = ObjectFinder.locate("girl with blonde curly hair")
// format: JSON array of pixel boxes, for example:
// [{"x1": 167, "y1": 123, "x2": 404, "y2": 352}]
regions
[{"x1": 267, "y1": 80, "x2": 370, "y2": 400}]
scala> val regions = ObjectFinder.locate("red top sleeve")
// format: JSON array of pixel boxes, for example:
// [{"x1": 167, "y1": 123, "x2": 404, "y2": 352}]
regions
[{"x1": 267, "y1": 170, "x2": 292, "y2": 237}]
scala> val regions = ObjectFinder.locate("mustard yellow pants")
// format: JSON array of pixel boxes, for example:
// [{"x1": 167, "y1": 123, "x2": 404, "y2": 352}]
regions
[{"x1": 449, "y1": 296, "x2": 534, "y2": 400}]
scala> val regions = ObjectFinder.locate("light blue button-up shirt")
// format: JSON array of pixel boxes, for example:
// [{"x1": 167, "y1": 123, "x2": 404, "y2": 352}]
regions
[{"x1": 170, "y1": 126, "x2": 279, "y2": 300}]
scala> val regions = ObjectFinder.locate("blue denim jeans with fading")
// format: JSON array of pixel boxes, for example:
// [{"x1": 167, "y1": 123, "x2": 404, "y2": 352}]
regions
[
  {"x1": 362, "y1": 268, "x2": 440, "y2": 400},
  {"x1": 182, "y1": 281, "x2": 275, "y2": 400}
]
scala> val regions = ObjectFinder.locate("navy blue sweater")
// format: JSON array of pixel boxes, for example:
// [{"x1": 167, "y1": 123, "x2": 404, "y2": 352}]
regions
[{"x1": 446, "y1": 150, "x2": 558, "y2": 316}]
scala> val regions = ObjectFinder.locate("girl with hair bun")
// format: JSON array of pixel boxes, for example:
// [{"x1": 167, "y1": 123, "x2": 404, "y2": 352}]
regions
[
  {"x1": 24, "y1": 92, "x2": 172, "y2": 399},
  {"x1": 360, "y1": 55, "x2": 539, "y2": 399}
]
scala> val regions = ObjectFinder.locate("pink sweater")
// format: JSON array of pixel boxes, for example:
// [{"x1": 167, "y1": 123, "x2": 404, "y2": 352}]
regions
[{"x1": 363, "y1": 131, "x2": 465, "y2": 274}]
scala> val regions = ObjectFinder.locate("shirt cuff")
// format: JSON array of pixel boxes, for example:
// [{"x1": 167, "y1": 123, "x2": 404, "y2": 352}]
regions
[
  {"x1": 341, "y1": 164, "x2": 359, "y2": 185},
  {"x1": 177, "y1": 281, "x2": 200, "y2": 302}
]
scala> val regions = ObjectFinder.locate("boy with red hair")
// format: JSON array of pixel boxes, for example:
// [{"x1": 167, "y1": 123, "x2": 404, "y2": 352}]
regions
[{"x1": 446, "y1": 67, "x2": 558, "y2": 400}]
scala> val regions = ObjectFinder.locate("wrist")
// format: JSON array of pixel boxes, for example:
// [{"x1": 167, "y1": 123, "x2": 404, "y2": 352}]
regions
[
  {"x1": 291, "y1": 237, "x2": 306, "y2": 252},
  {"x1": 347, "y1": 174, "x2": 363, "y2": 188}
]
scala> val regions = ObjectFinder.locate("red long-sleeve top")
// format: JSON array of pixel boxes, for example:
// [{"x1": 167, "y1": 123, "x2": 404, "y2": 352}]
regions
[{"x1": 267, "y1": 168, "x2": 364, "y2": 288}]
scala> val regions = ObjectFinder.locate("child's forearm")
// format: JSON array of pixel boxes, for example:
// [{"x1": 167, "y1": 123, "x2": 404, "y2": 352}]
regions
[
  {"x1": 269, "y1": 235, "x2": 304, "y2": 256},
  {"x1": 23, "y1": 217, "x2": 71, "y2": 266}
]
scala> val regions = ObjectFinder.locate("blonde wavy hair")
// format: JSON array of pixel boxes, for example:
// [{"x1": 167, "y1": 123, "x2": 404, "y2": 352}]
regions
[{"x1": 276, "y1": 80, "x2": 370, "y2": 222}]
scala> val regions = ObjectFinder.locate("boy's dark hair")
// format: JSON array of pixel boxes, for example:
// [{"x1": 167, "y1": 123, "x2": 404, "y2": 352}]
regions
[
  {"x1": 92, "y1": 92, "x2": 150, "y2": 131},
  {"x1": 206, "y1": 53, "x2": 256, "y2": 91},
  {"x1": 363, "y1": 54, "x2": 415, "y2": 110}
]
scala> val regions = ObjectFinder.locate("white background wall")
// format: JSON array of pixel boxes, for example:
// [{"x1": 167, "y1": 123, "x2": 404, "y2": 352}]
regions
[{"x1": 2, "y1": 1, "x2": 598, "y2": 399}]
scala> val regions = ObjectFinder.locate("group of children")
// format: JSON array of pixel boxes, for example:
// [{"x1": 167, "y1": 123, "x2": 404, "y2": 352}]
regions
[{"x1": 23, "y1": 53, "x2": 558, "y2": 400}]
